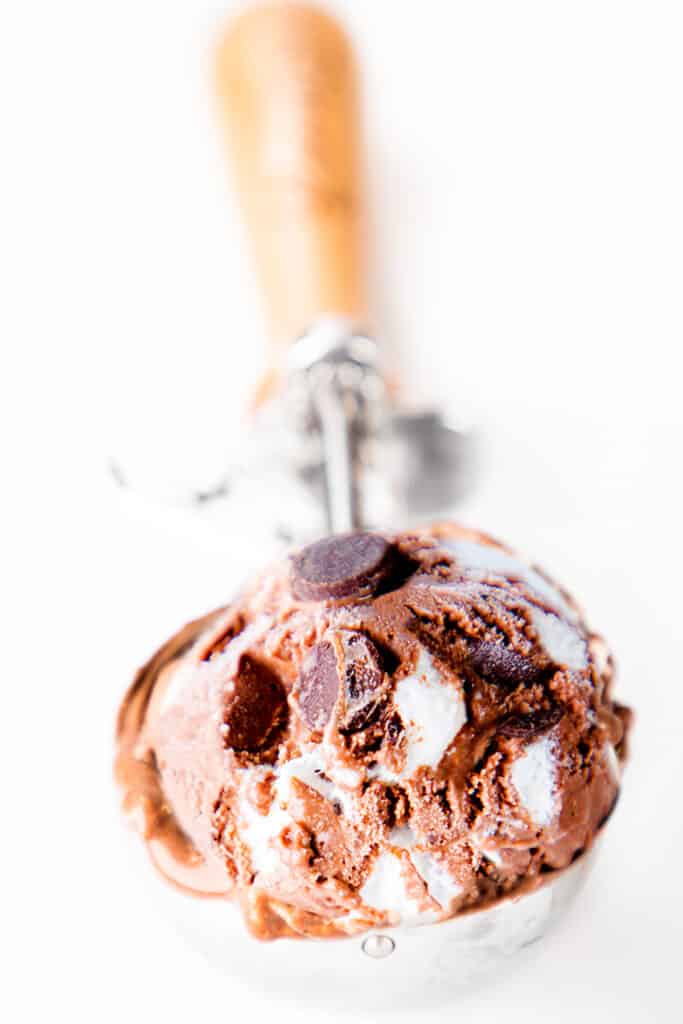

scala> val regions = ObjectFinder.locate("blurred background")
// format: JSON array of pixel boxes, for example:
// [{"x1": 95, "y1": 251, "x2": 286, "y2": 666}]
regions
[{"x1": 2, "y1": 1, "x2": 682, "y2": 1022}]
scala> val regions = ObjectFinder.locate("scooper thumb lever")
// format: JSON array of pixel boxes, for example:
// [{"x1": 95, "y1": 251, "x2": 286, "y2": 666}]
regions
[{"x1": 212, "y1": 4, "x2": 472, "y2": 538}]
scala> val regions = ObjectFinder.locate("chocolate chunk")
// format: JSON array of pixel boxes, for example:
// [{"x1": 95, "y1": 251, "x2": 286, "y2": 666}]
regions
[
  {"x1": 291, "y1": 532, "x2": 395, "y2": 602},
  {"x1": 468, "y1": 640, "x2": 543, "y2": 688},
  {"x1": 294, "y1": 632, "x2": 386, "y2": 733},
  {"x1": 295, "y1": 642, "x2": 340, "y2": 732},
  {"x1": 222, "y1": 655, "x2": 288, "y2": 752},
  {"x1": 385, "y1": 711, "x2": 403, "y2": 744},
  {"x1": 498, "y1": 705, "x2": 564, "y2": 739},
  {"x1": 339, "y1": 632, "x2": 385, "y2": 733},
  {"x1": 384, "y1": 784, "x2": 409, "y2": 828}
]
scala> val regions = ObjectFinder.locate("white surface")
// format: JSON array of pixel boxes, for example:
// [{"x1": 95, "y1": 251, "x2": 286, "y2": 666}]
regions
[{"x1": 2, "y1": 1, "x2": 683, "y2": 1022}]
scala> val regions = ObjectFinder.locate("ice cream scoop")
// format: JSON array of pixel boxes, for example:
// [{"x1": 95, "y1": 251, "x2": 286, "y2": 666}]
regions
[
  {"x1": 114, "y1": 6, "x2": 633, "y2": 1003},
  {"x1": 116, "y1": 523, "x2": 631, "y2": 946}
]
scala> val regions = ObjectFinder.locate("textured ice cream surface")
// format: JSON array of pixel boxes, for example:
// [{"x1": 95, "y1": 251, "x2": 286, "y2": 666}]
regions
[{"x1": 116, "y1": 523, "x2": 632, "y2": 940}]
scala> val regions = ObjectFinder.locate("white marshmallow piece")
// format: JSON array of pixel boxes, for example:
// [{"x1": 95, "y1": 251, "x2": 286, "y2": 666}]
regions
[
  {"x1": 604, "y1": 742, "x2": 621, "y2": 783},
  {"x1": 394, "y1": 649, "x2": 467, "y2": 777},
  {"x1": 529, "y1": 607, "x2": 587, "y2": 670},
  {"x1": 360, "y1": 851, "x2": 437, "y2": 926},
  {"x1": 276, "y1": 752, "x2": 355, "y2": 817},
  {"x1": 410, "y1": 851, "x2": 463, "y2": 909},
  {"x1": 239, "y1": 781, "x2": 289, "y2": 876},
  {"x1": 388, "y1": 827, "x2": 462, "y2": 910},
  {"x1": 388, "y1": 825, "x2": 416, "y2": 849},
  {"x1": 482, "y1": 847, "x2": 502, "y2": 867},
  {"x1": 240, "y1": 751, "x2": 356, "y2": 876},
  {"x1": 444, "y1": 540, "x2": 576, "y2": 620},
  {"x1": 510, "y1": 735, "x2": 558, "y2": 827}
]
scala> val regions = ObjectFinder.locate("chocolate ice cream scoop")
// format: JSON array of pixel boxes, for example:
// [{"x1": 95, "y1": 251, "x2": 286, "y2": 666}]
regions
[{"x1": 116, "y1": 522, "x2": 631, "y2": 940}]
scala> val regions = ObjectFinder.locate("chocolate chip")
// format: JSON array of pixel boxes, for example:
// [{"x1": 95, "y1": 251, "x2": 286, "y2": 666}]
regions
[
  {"x1": 468, "y1": 640, "x2": 543, "y2": 688},
  {"x1": 384, "y1": 784, "x2": 409, "y2": 828},
  {"x1": 291, "y1": 532, "x2": 396, "y2": 602},
  {"x1": 339, "y1": 633, "x2": 385, "y2": 733},
  {"x1": 222, "y1": 655, "x2": 288, "y2": 752},
  {"x1": 498, "y1": 705, "x2": 564, "y2": 739},
  {"x1": 294, "y1": 642, "x2": 340, "y2": 732},
  {"x1": 294, "y1": 632, "x2": 386, "y2": 734},
  {"x1": 385, "y1": 711, "x2": 403, "y2": 744}
]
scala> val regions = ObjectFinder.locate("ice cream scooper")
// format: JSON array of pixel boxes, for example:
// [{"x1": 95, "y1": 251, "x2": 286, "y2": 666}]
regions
[
  {"x1": 114, "y1": 3, "x2": 472, "y2": 542},
  {"x1": 115, "y1": 10, "x2": 634, "y2": 1001}
]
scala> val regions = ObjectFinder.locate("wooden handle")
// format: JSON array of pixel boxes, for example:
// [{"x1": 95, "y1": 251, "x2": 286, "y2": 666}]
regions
[{"x1": 215, "y1": 2, "x2": 366, "y2": 359}]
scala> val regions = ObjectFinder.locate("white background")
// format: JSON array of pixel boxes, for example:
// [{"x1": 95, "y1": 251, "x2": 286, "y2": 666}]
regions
[{"x1": 3, "y1": 1, "x2": 682, "y2": 1021}]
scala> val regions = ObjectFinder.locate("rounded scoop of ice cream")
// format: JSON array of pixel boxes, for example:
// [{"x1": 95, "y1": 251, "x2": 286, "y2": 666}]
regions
[{"x1": 115, "y1": 523, "x2": 631, "y2": 940}]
